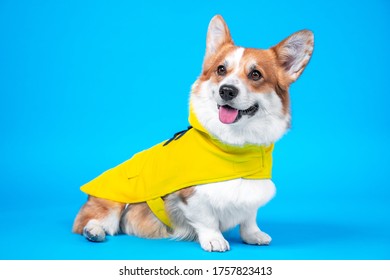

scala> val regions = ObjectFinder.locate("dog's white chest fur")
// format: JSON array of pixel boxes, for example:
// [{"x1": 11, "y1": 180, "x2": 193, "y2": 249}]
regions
[{"x1": 187, "y1": 179, "x2": 276, "y2": 231}]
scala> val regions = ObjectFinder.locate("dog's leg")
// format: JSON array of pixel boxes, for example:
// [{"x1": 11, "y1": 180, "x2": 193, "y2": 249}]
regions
[
  {"x1": 73, "y1": 196, "x2": 125, "y2": 242},
  {"x1": 181, "y1": 199, "x2": 230, "y2": 252},
  {"x1": 120, "y1": 203, "x2": 170, "y2": 238},
  {"x1": 239, "y1": 212, "x2": 271, "y2": 245},
  {"x1": 240, "y1": 180, "x2": 275, "y2": 245},
  {"x1": 196, "y1": 224, "x2": 230, "y2": 252}
]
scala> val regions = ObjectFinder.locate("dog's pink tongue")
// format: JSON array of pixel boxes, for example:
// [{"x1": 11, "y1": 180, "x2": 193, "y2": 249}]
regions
[{"x1": 219, "y1": 106, "x2": 239, "y2": 124}]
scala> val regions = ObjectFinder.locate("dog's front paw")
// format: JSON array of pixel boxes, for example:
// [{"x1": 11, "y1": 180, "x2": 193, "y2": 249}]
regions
[
  {"x1": 83, "y1": 220, "x2": 106, "y2": 242},
  {"x1": 242, "y1": 230, "x2": 271, "y2": 245},
  {"x1": 199, "y1": 235, "x2": 230, "y2": 252}
]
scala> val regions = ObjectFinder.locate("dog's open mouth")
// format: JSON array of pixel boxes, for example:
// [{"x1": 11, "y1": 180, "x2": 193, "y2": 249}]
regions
[{"x1": 218, "y1": 104, "x2": 259, "y2": 124}]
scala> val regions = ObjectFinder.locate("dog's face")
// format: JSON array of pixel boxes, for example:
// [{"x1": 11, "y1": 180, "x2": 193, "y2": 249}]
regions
[{"x1": 190, "y1": 15, "x2": 314, "y2": 146}]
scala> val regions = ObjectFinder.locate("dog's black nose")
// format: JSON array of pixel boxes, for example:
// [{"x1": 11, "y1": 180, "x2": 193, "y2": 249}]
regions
[{"x1": 219, "y1": 85, "x2": 239, "y2": 101}]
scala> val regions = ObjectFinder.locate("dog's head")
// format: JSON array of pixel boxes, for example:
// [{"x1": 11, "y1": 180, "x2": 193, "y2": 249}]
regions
[{"x1": 190, "y1": 15, "x2": 314, "y2": 146}]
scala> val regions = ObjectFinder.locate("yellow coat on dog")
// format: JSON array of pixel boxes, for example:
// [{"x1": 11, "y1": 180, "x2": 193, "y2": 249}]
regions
[{"x1": 80, "y1": 109, "x2": 273, "y2": 227}]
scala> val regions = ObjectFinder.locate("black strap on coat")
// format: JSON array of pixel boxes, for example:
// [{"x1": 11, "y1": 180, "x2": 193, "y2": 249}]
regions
[{"x1": 163, "y1": 126, "x2": 193, "y2": 146}]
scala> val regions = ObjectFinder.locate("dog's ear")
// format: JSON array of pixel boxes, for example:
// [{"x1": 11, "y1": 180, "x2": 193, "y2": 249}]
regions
[
  {"x1": 203, "y1": 15, "x2": 233, "y2": 69},
  {"x1": 273, "y1": 30, "x2": 314, "y2": 83}
]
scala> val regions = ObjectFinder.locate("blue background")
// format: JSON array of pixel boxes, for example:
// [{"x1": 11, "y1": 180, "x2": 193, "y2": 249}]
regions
[{"x1": 0, "y1": 0, "x2": 389, "y2": 260}]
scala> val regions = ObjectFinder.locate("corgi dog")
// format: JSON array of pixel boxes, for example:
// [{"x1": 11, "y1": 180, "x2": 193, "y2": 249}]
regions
[{"x1": 73, "y1": 15, "x2": 314, "y2": 252}]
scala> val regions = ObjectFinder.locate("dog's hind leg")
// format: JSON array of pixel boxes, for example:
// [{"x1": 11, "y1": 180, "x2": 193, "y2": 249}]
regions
[
  {"x1": 73, "y1": 196, "x2": 125, "y2": 242},
  {"x1": 120, "y1": 203, "x2": 171, "y2": 239}
]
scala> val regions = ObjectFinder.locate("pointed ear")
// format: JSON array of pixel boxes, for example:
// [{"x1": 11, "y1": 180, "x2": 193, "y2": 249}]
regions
[
  {"x1": 204, "y1": 15, "x2": 233, "y2": 63},
  {"x1": 273, "y1": 30, "x2": 314, "y2": 82}
]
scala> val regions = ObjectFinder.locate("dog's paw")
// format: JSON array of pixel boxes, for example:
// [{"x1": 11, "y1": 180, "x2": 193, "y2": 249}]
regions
[
  {"x1": 199, "y1": 236, "x2": 230, "y2": 252},
  {"x1": 83, "y1": 221, "x2": 106, "y2": 242},
  {"x1": 242, "y1": 230, "x2": 272, "y2": 245}
]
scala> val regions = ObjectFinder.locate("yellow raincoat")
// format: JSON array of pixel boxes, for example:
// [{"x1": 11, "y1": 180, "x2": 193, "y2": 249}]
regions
[{"x1": 80, "y1": 108, "x2": 273, "y2": 227}]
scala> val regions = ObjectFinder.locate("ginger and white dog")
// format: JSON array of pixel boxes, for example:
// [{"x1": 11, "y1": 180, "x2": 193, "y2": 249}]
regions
[{"x1": 73, "y1": 15, "x2": 314, "y2": 252}]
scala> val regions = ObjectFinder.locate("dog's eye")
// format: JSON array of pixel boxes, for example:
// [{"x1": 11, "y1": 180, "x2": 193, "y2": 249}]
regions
[
  {"x1": 249, "y1": 70, "x2": 262, "y2": 81},
  {"x1": 217, "y1": 65, "x2": 227, "y2": 76}
]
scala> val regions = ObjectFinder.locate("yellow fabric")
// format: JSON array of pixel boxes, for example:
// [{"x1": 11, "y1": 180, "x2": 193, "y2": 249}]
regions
[
  {"x1": 146, "y1": 197, "x2": 172, "y2": 228},
  {"x1": 80, "y1": 107, "x2": 274, "y2": 227}
]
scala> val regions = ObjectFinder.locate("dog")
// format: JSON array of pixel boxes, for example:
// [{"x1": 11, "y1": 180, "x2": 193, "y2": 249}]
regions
[{"x1": 73, "y1": 15, "x2": 314, "y2": 252}]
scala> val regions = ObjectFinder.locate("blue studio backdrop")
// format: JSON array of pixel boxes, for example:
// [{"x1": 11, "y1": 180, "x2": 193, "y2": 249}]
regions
[{"x1": 0, "y1": 0, "x2": 389, "y2": 260}]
